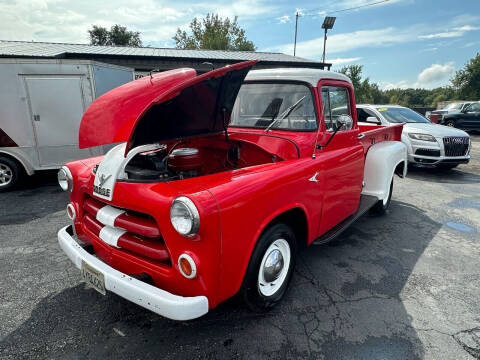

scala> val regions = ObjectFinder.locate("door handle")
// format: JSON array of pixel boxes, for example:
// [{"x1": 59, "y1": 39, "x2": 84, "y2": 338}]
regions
[
  {"x1": 357, "y1": 133, "x2": 365, "y2": 139},
  {"x1": 33, "y1": 114, "x2": 40, "y2": 121}
]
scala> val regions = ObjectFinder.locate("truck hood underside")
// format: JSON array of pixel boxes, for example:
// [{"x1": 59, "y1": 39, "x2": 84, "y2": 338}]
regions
[{"x1": 79, "y1": 60, "x2": 257, "y2": 154}]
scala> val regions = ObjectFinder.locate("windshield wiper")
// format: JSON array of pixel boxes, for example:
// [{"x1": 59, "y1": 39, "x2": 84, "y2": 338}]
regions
[{"x1": 265, "y1": 96, "x2": 306, "y2": 132}]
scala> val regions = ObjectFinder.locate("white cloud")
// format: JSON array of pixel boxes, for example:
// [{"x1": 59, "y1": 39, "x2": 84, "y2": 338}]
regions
[
  {"x1": 328, "y1": 57, "x2": 362, "y2": 66},
  {"x1": 0, "y1": 0, "x2": 275, "y2": 45},
  {"x1": 265, "y1": 27, "x2": 410, "y2": 58},
  {"x1": 382, "y1": 62, "x2": 455, "y2": 90},
  {"x1": 277, "y1": 15, "x2": 290, "y2": 24},
  {"x1": 417, "y1": 62, "x2": 455, "y2": 87},
  {"x1": 418, "y1": 25, "x2": 480, "y2": 39}
]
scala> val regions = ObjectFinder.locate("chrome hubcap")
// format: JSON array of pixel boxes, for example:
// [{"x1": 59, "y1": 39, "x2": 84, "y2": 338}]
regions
[
  {"x1": 263, "y1": 249, "x2": 284, "y2": 282},
  {"x1": 258, "y1": 239, "x2": 291, "y2": 297},
  {"x1": 0, "y1": 164, "x2": 13, "y2": 187}
]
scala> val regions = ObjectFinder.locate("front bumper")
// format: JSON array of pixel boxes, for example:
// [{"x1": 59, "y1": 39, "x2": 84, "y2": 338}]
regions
[
  {"x1": 405, "y1": 137, "x2": 470, "y2": 166},
  {"x1": 58, "y1": 225, "x2": 209, "y2": 320}
]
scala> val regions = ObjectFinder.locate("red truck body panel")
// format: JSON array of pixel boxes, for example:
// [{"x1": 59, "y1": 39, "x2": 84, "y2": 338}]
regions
[{"x1": 65, "y1": 64, "x2": 404, "y2": 311}]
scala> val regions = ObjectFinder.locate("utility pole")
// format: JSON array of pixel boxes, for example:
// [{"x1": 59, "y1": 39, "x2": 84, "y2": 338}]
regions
[{"x1": 294, "y1": 11, "x2": 299, "y2": 56}]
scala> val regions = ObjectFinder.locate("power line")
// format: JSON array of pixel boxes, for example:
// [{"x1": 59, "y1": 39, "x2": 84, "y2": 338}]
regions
[
  {"x1": 293, "y1": 0, "x2": 391, "y2": 57},
  {"x1": 303, "y1": 0, "x2": 391, "y2": 17}
]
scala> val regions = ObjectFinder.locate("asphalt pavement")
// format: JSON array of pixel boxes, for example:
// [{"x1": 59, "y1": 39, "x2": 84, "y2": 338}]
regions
[{"x1": 1, "y1": 135, "x2": 479, "y2": 359}]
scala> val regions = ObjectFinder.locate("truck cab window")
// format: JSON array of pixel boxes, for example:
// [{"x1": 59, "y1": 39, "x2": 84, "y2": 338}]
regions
[
  {"x1": 230, "y1": 83, "x2": 318, "y2": 131},
  {"x1": 321, "y1": 86, "x2": 352, "y2": 132}
]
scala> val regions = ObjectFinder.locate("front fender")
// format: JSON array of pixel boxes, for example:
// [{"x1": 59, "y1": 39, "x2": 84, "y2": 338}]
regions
[{"x1": 362, "y1": 141, "x2": 407, "y2": 201}]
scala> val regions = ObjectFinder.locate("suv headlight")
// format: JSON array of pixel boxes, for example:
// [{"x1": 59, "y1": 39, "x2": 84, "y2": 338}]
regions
[
  {"x1": 408, "y1": 133, "x2": 436, "y2": 142},
  {"x1": 170, "y1": 196, "x2": 200, "y2": 237},
  {"x1": 57, "y1": 166, "x2": 73, "y2": 192}
]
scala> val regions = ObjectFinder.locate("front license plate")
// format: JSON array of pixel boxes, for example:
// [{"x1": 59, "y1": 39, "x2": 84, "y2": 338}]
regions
[{"x1": 81, "y1": 261, "x2": 106, "y2": 295}]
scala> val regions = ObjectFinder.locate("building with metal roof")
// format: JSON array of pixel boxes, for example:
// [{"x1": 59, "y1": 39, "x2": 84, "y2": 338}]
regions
[{"x1": 0, "y1": 40, "x2": 330, "y2": 78}]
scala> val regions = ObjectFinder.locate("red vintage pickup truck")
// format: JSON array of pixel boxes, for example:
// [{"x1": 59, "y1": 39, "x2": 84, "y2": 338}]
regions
[{"x1": 57, "y1": 60, "x2": 407, "y2": 320}]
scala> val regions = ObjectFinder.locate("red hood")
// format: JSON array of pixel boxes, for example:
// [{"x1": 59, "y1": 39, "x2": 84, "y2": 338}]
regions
[{"x1": 79, "y1": 60, "x2": 257, "y2": 153}]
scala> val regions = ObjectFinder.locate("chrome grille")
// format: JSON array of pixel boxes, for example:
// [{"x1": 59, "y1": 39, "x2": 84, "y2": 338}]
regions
[{"x1": 443, "y1": 137, "x2": 469, "y2": 157}]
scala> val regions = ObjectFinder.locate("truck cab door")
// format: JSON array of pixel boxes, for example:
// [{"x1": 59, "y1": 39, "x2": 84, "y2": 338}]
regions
[{"x1": 315, "y1": 82, "x2": 364, "y2": 236}]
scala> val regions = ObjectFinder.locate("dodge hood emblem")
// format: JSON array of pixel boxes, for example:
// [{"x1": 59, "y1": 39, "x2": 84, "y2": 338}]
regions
[{"x1": 98, "y1": 174, "x2": 111, "y2": 187}]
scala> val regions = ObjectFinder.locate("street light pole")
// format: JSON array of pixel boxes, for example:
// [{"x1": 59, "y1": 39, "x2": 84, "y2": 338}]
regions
[
  {"x1": 322, "y1": 28, "x2": 327, "y2": 63},
  {"x1": 321, "y1": 16, "x2": 336, "y2": 64},
  {"x1": 294, "y1": 11, "x2": 299, "y2": 56}
]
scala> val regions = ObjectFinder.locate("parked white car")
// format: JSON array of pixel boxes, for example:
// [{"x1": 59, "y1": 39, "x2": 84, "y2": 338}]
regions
[{"x1": 357, "y1": 105, "x2": 471, "y2": 169}]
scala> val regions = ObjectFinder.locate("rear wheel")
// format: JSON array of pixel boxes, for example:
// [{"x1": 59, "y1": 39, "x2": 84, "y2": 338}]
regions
[
  {"x1": 241, "y1": 223, "x2": 297, "y2": 312},
  {"x1": 370, "y1": 179, "x2": 393, "y2": 215},
  {"x1": 0, "y1": 156, "x2": 22, "y2": 192}
]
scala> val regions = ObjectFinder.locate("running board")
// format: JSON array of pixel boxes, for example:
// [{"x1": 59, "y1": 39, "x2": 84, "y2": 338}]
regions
[{"x1": 313, "y1": 194, "x2": 379, "y2": 245}]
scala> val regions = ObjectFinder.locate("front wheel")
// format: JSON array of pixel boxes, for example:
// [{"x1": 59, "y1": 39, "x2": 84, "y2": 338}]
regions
[
  {"x1": 370, "y1": 179, "x2": 393, "y2": 215},
  {"x1": 445, "y1": 120, "x2": 456, "y2": 127},
  {"x1": 240, "y1": 223, "x2": 297, "y2": 312}
]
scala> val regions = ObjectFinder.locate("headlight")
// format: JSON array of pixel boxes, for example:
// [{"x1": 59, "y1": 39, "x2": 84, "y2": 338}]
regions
[
  {"x1": 57, "y1": 166, "x2": 73, "y2": 192},
  {"x1": 170, "y1": 196, "x2": 200, "y2": 237},
  {"x1": 408, "y1": 133, "x2": 436, "y2": 142}
]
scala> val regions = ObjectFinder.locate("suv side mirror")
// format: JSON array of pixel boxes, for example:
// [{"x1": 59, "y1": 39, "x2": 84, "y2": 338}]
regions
[
  {"x1": 337, "y1": 114, "x2": 353, "y2": 130},
  {"x1": 366, "y1": 116, "x2": 381, "y2": 125}
]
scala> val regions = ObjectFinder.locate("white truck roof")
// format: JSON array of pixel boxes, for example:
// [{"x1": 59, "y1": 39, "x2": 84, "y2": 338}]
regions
[{"x1": 245, "y1": 68, "x2": 352, "y2": 86}]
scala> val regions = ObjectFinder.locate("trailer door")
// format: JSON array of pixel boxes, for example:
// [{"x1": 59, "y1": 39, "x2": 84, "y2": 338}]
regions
[{"x1": 23, "y1": 76, "x2": 94, "y2": 167}]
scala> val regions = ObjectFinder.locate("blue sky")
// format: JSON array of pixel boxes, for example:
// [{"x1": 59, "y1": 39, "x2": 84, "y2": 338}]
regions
[{"x1": 1, "y1": 0, "x2": 479, "y2": 89}]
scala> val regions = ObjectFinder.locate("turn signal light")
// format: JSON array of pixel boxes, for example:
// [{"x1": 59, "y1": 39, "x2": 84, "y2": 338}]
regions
[
  {"x1": 178, "y1": 254, "x2": 197, "y2": 279},
  {"x1": 66, "y1": 203, "x2": 76, "y2": 220},
  {"x1": 180, "y1": 258, "x2": 192, "y2": 276}
]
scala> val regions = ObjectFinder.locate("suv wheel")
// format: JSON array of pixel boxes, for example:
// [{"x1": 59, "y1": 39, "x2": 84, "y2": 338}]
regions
[
  {"x1": 241, "y1": 223, "x2": 297, "y2": 312},
  {"x1": 445, "y1": 120, "x2": 456, "y2": 127}
]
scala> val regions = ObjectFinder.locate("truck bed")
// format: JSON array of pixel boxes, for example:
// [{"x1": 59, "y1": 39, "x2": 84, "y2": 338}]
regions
[{"x1": 358, "y1": 123, "x2": 404, "y2": 153}]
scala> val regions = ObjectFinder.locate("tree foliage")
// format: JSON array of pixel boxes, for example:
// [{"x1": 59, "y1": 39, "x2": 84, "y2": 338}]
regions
[
  {"x1": 173, "y1": 14, "x2": 255, "y2": 51},
  {"x1": 451, "y1": 52, "x2": 480, "y2": 100},
  {"x1": 88, "y1": 24, "x2": 142, "y2": 46},
  {"x1": 337, "y1": 63, "x2": 474, "y2": 108}
]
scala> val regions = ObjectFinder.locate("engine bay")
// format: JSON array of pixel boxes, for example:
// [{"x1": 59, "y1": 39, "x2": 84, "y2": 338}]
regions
[{"x1": 123, "y1": 136, "x2": 281, "y2": 182}]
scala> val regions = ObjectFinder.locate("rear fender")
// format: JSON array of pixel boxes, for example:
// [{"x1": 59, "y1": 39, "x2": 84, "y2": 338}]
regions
[{"x1": 362, "y1": 141, "x2": 407, "y2": 201}]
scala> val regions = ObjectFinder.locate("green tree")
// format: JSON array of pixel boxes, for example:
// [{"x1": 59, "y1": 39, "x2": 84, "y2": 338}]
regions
[
  {"x1": 338, "y1": 64, "x2": 389, "y2": 104},
  {"x1": 173, "y1": 14, "x2": 255, "y2": 51},
  {"x1": 451, "y1": 52, "x2": 480, "y2": 100},
  {"x1": 88, "y1": 24, "x2": 142, "y2": 46}
]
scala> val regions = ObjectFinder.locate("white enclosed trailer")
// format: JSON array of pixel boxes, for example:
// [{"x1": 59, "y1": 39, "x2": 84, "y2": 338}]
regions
[{"x1": 0, "y1": 58, "x2": 134, "y2": 190}]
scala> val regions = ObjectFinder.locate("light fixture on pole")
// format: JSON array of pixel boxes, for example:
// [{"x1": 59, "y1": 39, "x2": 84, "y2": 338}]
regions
[{"x1": 321, "y1": 16, "x2": 336, "y2": 63}]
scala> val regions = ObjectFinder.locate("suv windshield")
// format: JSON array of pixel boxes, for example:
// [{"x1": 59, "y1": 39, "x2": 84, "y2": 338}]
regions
[
  {"x1": 230, "y1": 83, "x2": 317, "y2": 131},
  {"x1": 377, "y1": 107, "x2": 429, "y2": 124},
  {"x1": 444, "y1": 103, "x2": 463, "y2": 110}
]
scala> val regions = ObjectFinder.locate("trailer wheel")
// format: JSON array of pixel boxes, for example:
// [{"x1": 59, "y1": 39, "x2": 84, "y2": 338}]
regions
[
  {"x1": 240, "y1": 223, "x2": 297, "y2": 312},
  {"x1": 370, "y1": 179, "x2": 393, "y2": 215},
  {"x1": 0, "y1": 156, "x2": 22, "y2": 191}
]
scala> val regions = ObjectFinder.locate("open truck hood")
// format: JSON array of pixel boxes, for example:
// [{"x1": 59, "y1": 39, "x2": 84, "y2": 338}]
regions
[{"x1": 79, "y1": 60, "x2": 257, "y2": 154}]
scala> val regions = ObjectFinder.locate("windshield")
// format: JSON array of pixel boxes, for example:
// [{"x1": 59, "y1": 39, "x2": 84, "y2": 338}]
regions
[
  {"x1": 444, "y1": 103, "x2": 463, "y2": 110},
  {"x1": 376, "y1": 107, "x2": 429, "y2": 124},
  {"x1": 230, "y1": 83, "x2": 317, "y2": 131}
]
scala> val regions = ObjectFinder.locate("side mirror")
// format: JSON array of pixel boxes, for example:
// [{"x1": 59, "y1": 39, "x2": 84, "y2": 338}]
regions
[
  {"x1": 337, "y1": 115, "x2": 353, "y2": 130},
  {"x1": 365, "y1": 116, "x2": 381, "y2": 125}
]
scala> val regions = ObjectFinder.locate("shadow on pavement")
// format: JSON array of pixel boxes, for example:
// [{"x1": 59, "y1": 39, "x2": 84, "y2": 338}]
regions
[
  {"x1": 406, "y1": 165, "x2": 480, "y2": 184},
  {"x1": 0, "y1": 200, "x2": 442, "y2": 359},
  {"x1": 0, "y1": 170, "x2": 68, "y2": 225}
]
